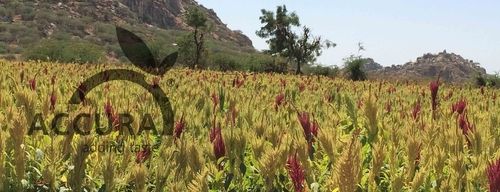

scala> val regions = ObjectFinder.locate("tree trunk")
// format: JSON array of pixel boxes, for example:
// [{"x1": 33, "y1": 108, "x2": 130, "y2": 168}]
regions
[
  {"x1": 296, "y1": 59, "x2": 302, "y2": 75},
  {"x1": 197, "y1": 33, "x2": 204, "y2": 69},
  {"x1": 192, "y1": 28, "x2": 204, "y2": 69}
]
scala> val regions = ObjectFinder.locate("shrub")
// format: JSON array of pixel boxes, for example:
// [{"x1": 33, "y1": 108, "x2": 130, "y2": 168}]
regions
[
  {"x1": 305, "y1": 65, "x2": 339, "y2": 77},
  {"x1": 0, "y1": 7, "x2": 6, "y2": 17},
  {"x1": 245, "y1": 54, "x2": 286, "y2": 73},
  {"x1": 209, "y1": 53, "x2": 241, "y2": 71},
  {"x1": 18, "y1": 34, "x2": 39, "y2": 45},
  {"x1": 0, "y1": 54, "x2": 16, "y2": 60},
  {"x1": 473, "y1": 73, "x2": 500, "y2": 88},
  {"x1": 0, "y1": 31, "x2": 14, "y2": 43},
  {"x1": 23, "y1": 39, "x2": 105, "y2": 64},
  {"x1": 486, "y1": 74, "x2": 500, "y2": 88},
  {"x1": 177, "y1": 34, "x2": 194, "y2": 65},
  {"x1": 475, "y1": 75, "x2": 487, "y2": 87},
  {"x1": 34, "y1": 10, "x2": 57, "y2": 23},
  {"x1": 20, "y1": 5, "x2": 35, "y2": 21},
  {"x1": 7, "y1": 45, "x2": 22, "y2": 54},
  {"x1": 344, "y1": 55, "x2": 367, "y2": 81},
  {"x1": 0, "y1": 42, "x2": 7, "y2": 54}
]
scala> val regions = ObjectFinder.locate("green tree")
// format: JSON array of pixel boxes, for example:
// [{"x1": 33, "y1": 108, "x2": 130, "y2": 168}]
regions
[
  {"x1": 256, "y1": 5, "x2": 299, "y2": 55},
  {"x1": 306, "y1": 64, "x2": 339, "y2": 77},
  {"x1": 257, "y1": 5, "x2": 333, "y2": 74},
  {"x1": 343, "y1": 43, "x2": 368, "y2": 81},
  {"x1": 288, "y1": 26, "x2": 334, "y2": 74},
  {"x1": 475, "y1": 74, "x2": 487, "y2": 87},
  {"x1": 344, "y1": 55, "x2": 367, "y2": 81},
  {"x1": 185, "y1": 7, "x2": 208, "y2": 69},
  {"x1": 177, "y1": 33, "x2": 195, "y2": 66}
]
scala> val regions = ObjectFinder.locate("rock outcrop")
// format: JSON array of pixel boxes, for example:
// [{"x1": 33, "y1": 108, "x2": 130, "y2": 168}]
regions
[
  {"x1": 369, "y1": 51, "x2": 487, "y2": 83},
  {"x1": 119, "y1": 0, "x2": 253, "y2": 47},
  {"x1": 361, "y1": 58, "x2": 383, "y2": 71}
]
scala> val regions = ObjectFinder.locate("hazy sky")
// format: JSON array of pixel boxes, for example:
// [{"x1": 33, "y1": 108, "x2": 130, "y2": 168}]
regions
[{"x1": 197, "y1": 0, "x2": 500, "y2": 73}]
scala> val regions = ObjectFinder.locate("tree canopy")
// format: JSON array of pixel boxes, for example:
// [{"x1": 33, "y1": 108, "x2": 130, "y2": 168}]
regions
[
  {"x1": 184, "y1": 7, "x2": 209, "y2": 69},
  {"x1": 257, "y1": 5, "x2": 334, "y2": 74},
  {"x1": 256, "y1": 5, "x2": 299, "y2": 55}
]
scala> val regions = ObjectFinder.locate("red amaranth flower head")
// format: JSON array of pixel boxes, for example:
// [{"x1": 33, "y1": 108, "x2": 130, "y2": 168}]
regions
[
  {"x1": 298, "y1": 112, "x2": 311, "y2": 140},
  {"x1": 174, "y1": 115, "x2": 186, "y2": 140},
  {"x1": 387, "y1": 86, "x2": 396, "y2": 94},
  {"x1": 111, "y1": 112, "x2": 120, "y2": 131},
  {"x1": 212, "y1": 128, "x2": 225, "y2": 160},
  {"x1": 211, "y1": 93, "x2": 219, "y2": 110},
  {"x1": 386, "y1": 101, "x2": 392, "y2": 113},
  {"x1": 430, "y1": 79, "x2": 440, "y2": 111},
  {"x1": 458, "y1": 114, "x2": 466, "y2": 132},
  {"x1": 280, "y1": 78, "x2": 287, "y2": 88},
  {"x1": 287, "y1": 152, "x2": 305, "y2": 192},
  {"x1": 275, "y1": 93, "x2": 285, "y2": 111},
  {"x1": 298, "y1": 83, "x2": 305, "y2": 92},
  {"x1": 458, "y1": 114, "x2": 474, "y2": 136},
  {"x1": 488, "y1": 158, "x2": 500, "y2": 192},
  {"x1": 104, "y1": 100, "x2": 114, "y2": 119},
  {"x1": 412, "y1": 101, "x2": 422, "y2": 121},
  {"x1": 135, "y1": 147, "x2": 151, "y2": 164},
  {"x1": 311, "y1": 121, "x2": 319, "y2": 137},
  {"x1": 210, "y1": 123, "x2": 221, "y2": 143},
  {"x1": 357, "y1": 99, "x2": 364, "y2": 109},
  {"x1": 232, "y1": 76, "x2": 244, "y2": 88},
  {"x1": 452, "y1": 99, "x2": 467, "y2": 115},
  {"x1": 229, "y1": 103, "x2": 238, "y2": 126},
  {"x1": 29, "y1": 78, "x2": 36, "y2": 91},
  {"x1": 50, "y1": 91, "x2": 57, "y2": 111},
  {"x1": 297, "y1": 112, "x2": 319, "y2": 144}
]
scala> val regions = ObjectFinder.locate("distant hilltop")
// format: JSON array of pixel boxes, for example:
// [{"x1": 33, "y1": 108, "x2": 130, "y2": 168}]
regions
[
  {"x1": 0, "y1": 0, "x2": 254, "y2": 61},
  {"x1": 366, "y1": 51, "x2": 487, "y2": 83}
]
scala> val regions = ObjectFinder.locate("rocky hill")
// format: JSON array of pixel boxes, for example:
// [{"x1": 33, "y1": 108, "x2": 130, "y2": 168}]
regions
[
  {"x1": 0, "y1": 0, "x2": 254, "y2": 60},
  {"x1": 361, "y1": 58, "x2": 383, "y2": 71},
  {"x1": 368, "y1": 51, "x2": 487, "y2": 83},
  {"x1": 72, "y1": 0, "x2": 252, "y2": 47}
]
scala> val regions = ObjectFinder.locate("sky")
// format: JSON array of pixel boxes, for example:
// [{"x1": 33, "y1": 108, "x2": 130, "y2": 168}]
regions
[{"x1": 196, "y1": 0, "x2": 500, "y2": 73}]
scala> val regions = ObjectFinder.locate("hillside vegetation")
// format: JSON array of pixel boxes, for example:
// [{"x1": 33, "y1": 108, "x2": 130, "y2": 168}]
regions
[{"x1": 0, "y1": 0, "x2": 265, "y2": 67}]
